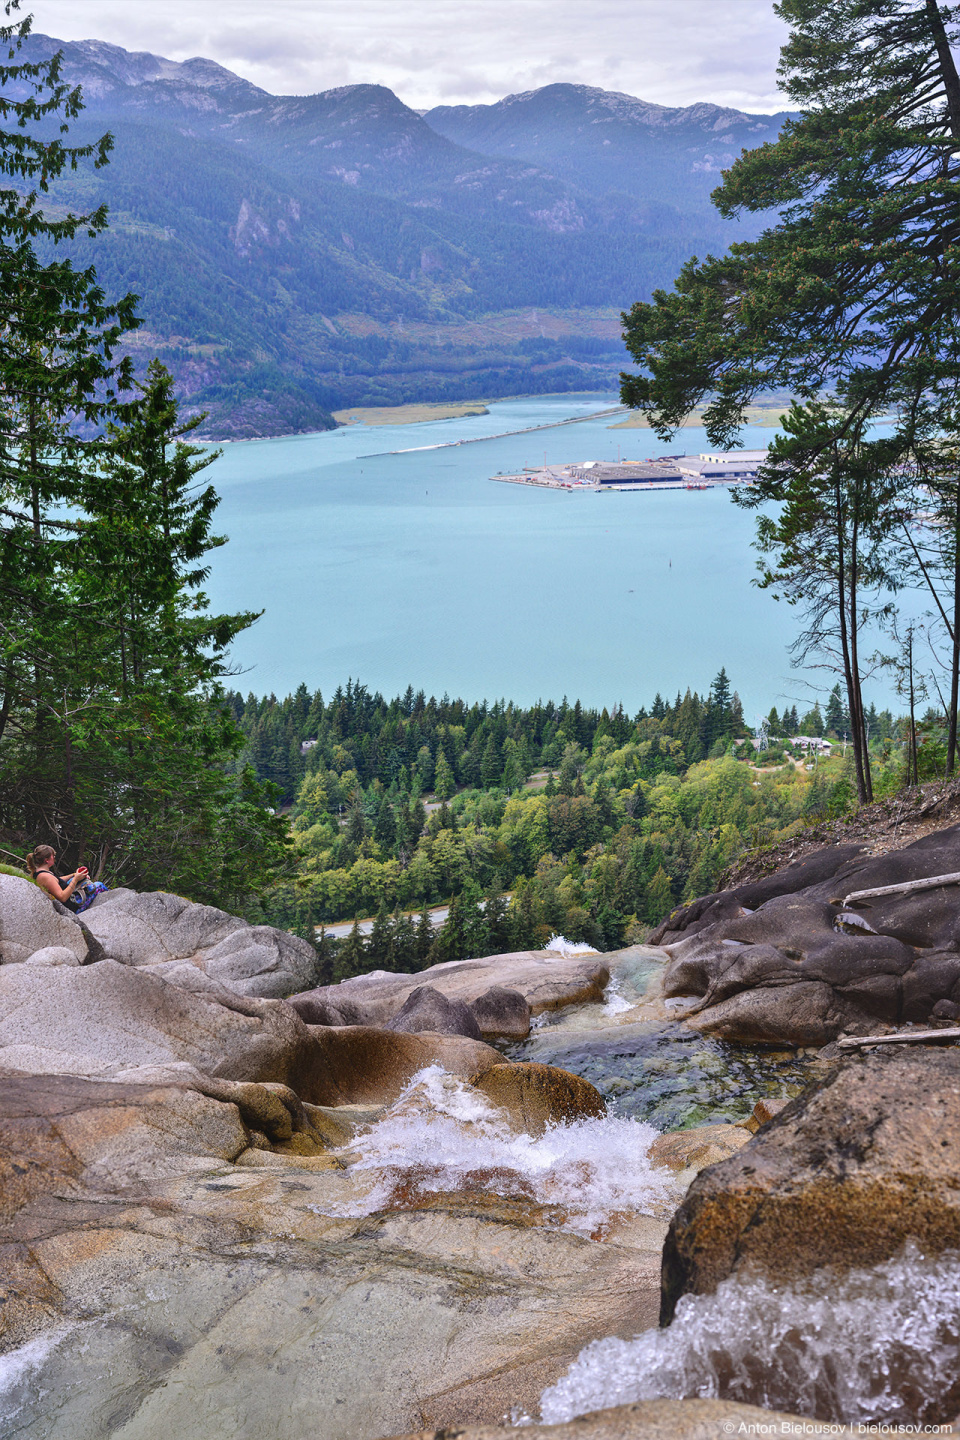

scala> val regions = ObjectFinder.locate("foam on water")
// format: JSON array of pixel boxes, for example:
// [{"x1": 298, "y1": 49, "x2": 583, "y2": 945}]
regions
[
  {"x1": 311, "y1": 1064, "x2": 678, "y2": 1231},
  {"x1": 600, "y1": 976, "x2": 635, "y2": 1017},
  {"x1": 539, "y1": 1242, "x2": 960, "y2": 1427},
  {"x1": 543, "y1": 934, "x2": 600, "y2": 958}
]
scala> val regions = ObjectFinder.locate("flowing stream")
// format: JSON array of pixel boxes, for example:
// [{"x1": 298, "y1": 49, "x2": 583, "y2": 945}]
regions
[
  {"x1": 539, "y1": 1241, "x2": 960, "y2": 1427},
  {"x1": 308, "y1": 948, "x2": 960, "y2": 1429},
  {"x1": 2, "y1": 951, "x2": 955, "y2": 1432}
]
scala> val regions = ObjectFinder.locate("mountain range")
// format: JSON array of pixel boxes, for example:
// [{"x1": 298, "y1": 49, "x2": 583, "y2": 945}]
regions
[{"x1": 23, "y1": 34, "x2": 789, "y2": 437}]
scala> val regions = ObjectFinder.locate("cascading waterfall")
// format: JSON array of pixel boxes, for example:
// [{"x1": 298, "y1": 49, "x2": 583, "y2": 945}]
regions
[
  {"x1": 310, "y1": 1064, "x2": 680, "y2": 1230},
  {"x1": 538, "y1": 1241, "x2": 960, "y2": 1428}
]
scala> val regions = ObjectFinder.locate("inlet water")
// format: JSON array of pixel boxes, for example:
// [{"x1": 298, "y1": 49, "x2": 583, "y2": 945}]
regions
[{"x1": 202, "y1": 395, "x2": 813, "y2": 714}]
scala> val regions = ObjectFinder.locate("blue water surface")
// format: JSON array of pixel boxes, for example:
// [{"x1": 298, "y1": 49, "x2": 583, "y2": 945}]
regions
[{"x1": 201, "y1": 393, "x2": 896, "y2": 716}]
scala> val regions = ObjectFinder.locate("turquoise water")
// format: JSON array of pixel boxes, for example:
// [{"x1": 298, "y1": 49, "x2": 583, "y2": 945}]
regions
[
  {"x1": 502, "y1": 954, "x2": 821, "y2": 1130},
  {"x1": 202, "y1": 393, "x2": 880, "y2": 715}
]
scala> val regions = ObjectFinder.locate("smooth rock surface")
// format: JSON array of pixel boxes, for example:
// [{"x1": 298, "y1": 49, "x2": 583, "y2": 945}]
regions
[
  {"x1": 289, "y1": 951, "x2": 609, "y2": 1033},
  {"x1": 660, "y1": 1047, "x2": 960, "y2": 1323},
  {"x1": 0, "y1": 960, "x2": 310, "y2": 1085},
  {"x1": 81, "y1": 888, "x2": 317, "y2": 997},
  {"x1": 0, "y1": 1069, "x2": 666, "y2": 1440},
  {"x1": 0, "y1": 874, "x2": 88, "y2": 965},
  {"x1": 655, "y1": 825, "x2": 960, "y2": 1043},
  {"x1": 298, "y1": 1025, "x2": 505, "y2": 1106}
]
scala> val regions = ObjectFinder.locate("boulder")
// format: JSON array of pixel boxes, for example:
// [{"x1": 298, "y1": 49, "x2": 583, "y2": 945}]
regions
[
  {"x1": 743, "y1": 1096, "x2": 791, "y2": 1132},
  {"x1": 385, "y1": 985, "x2": 483, "y2": 1040},
  {"x1": 650, "y1": 842, "x2": 870, "y2": 945},
  {"x1": 378, "y1": 1398, "x2": 851, "y2": 1440},
  {"x1": 288, "y1": 992, "x2": 376, "y2": 1026},
  {"x1": 297, "y1": 1026, "x2": 505, "y2": 1107},
  {"x1": 0, "y1": 875, "x2": 88, "y2": 965},
  {"x1": 656, "y1": 824, "x2": 960, "y2": 1043},
  {"x1": 81, "y1": 889, "x2": 317, "y2": 997},
  {"x1": 20, "y1": 946, "x2": 81, "y2": 967},
  {"x1": 0, "y1": 959, "x2": 309, "y2": 1086},
  {"x1": 647, "y1": 1122, "x2": 751, "y2": 1174},
  {"x1": 470, "y1": 1062, "x2": 606, "y2": 1135},
  {"x1": 471, "y1": 984, "x2": 531, "y2": 1040},
  {"x1": 289, "y1": 951, "x2": 609, "y2": 1033},
  {"x1": 660, "y1": 1047, "x2": 960, "y2": 1324}
]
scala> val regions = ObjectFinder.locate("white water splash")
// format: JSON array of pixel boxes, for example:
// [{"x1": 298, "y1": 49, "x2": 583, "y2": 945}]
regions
[
  {"x1": 311, "y1": 1065, "x2": 677, "y2": 1231},
  {"x1": 543, "y1": 934, "x2": 600, "y2": 957},
  {"x1": 601, "y1": 975, "x2": 635, "y2": 1017},
  {"x1": 540, "y1": 1242, "x2": 960, "y2": 1427}
]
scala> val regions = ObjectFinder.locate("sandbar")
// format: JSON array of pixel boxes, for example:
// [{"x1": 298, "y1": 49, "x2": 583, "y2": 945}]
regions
[{"x1": 332, "y1": 401, "x2": 490, "y2": 427}]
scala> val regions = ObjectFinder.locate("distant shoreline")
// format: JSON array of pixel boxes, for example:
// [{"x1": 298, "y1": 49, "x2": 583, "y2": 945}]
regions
[
  {"x1": 332, "y1": 401, "x2": 490, "y2": 427},
  {"x1": 202, "y1": 389, "x2": 623, "y2": 446}
]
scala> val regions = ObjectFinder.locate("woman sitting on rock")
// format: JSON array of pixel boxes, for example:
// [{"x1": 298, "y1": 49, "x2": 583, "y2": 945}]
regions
[{"x1": 26, "y1": 845, "x2": 108, "y2": 914}]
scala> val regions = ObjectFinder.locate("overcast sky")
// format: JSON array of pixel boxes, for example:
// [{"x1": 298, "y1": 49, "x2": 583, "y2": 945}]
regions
[{"x1": 33, "y1": 1, "x2": 790, "y2": 113}]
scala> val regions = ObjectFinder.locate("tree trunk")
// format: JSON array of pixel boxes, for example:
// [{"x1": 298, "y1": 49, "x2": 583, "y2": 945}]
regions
[
  {"x1": 947, "y1": 480, "x2": 960, "y2": 773},
  {"x1": 909, "y1": 627, "x2": 919, "y2": 785},
  {"x1": 835, "y1": 475, "x2": 871, "y2": 804},
  {"x1": 927, "y1": 0, "x2": 960, "y2": 140}
]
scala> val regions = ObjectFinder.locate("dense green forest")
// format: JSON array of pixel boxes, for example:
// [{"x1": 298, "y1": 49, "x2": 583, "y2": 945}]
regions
[{"x1": 228, "y1": 676, "x2": 905, "y2": 974}]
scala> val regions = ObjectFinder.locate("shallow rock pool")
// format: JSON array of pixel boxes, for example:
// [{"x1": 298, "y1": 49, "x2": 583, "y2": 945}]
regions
[{"x1": 503, "y1": 948, "x2": 823, "y2": 1131}]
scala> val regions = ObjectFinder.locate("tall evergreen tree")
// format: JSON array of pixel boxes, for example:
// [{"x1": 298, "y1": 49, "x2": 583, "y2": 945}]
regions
[
  {"x1": 621, "y1": 0, "x2": 960, "y2": 787},
  {"x1": 0, "y1": 19, "x2": 284, "y2": 904}
]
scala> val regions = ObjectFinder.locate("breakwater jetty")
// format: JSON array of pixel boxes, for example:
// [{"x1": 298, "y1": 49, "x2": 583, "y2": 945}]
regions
[{"x1": 361, "y1": 404, "x2": 629, "y2": 459}]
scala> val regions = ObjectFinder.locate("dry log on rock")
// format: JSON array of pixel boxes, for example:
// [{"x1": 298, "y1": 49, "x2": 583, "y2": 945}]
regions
[
  {"x1": 836, "y1": 1026, "x2": 960, "y2": 1049},
  {"x1": 839, "y1": 870, "x2": 960, "y2": 906},
  {"x1": 654, "y1": 823, "x2": 960, "y2": 1044}
]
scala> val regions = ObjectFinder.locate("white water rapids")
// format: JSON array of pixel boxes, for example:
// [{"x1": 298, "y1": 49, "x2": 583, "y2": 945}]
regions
[
  {"x1": 539, "y1": 1241, "x2": 960, "y2": 1428},
  {"x1": 310, "y1": 1063, "x2": 680, "y2": 1232}
]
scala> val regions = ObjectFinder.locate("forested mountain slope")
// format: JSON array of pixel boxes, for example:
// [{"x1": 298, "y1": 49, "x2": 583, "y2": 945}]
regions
[{"x1": 24, "y1": 34, "x2": 786, "y2": 437}]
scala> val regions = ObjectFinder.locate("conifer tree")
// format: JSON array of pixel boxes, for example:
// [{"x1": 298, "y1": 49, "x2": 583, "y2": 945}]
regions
[
  {"x1": 334, "y1": 920, "x2": 365, "y2": 982},
  {"x1": 0, "y1": 16, "x2": 284, "y2": 904},
  {"x1": 621, "y1": 0, "x2": 960, "y2": 790},
  {"x1": 434, "y1": 749, "x2": 454, "y2": 801}
]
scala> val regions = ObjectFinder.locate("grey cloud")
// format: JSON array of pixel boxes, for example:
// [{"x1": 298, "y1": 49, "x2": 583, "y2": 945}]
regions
[{"x1": 36, "y1": 0, "x2": 789, "y2": 112}]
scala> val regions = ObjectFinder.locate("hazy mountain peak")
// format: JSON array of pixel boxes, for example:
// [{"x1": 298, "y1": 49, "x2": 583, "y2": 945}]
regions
[{"x1": 26, "y1": 33, "x2": 268, "y2": 102}]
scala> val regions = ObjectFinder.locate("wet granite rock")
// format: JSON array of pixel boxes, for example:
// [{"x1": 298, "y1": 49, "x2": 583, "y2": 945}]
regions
[
  {"x1": 647, "y1": 1122, "x2": 751, "y2": 1174},
  {"x1": 654, "y1": 824, "x2": 960, "y2": 1044},
  {"x1": 0, "y1": 1067, "x2": 666, "y2": 1440},
  {"x1": 471, "y1": 1062, "x2": 606, "y2": 1135},
  {"x1": 660, "y1": 1047, "x2": 960, "y2": 1324},
  {"x1": 297, "y1": 1025, "x2": 505, "y2": 1107}
]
